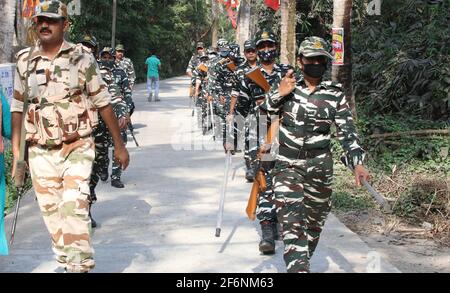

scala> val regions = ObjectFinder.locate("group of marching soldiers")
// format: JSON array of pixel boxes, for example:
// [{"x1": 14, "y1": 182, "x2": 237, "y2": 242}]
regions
[
  {"x1": 186, "y1": 29, "x2": 370, "y2": 273},
  {"x1": 79, "y1": 36, "x2": 136, "y2": 228}
]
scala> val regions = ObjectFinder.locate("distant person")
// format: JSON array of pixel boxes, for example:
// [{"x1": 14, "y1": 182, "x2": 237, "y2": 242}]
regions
[
  {"x1": 145, "y1": 50, "x2": 161, "y2": 102},
  {"x1": 0, "y1": 89, "x2": 11, "y2": 256}
]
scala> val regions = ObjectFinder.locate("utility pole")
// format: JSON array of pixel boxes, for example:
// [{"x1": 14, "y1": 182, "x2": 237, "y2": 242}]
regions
[{"x1": 111, "y1": 0, "x2": 117, "y2": 48}]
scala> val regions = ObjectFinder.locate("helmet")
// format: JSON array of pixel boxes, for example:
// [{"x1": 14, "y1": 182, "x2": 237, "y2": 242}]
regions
[{"x1": 216, "y1": 38, "x2": 229, "y2": 49}]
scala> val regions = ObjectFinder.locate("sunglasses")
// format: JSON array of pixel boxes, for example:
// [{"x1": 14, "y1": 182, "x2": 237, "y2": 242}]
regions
[{"x1": 245, "y1": 49, "x2": 256, "y2": 54}]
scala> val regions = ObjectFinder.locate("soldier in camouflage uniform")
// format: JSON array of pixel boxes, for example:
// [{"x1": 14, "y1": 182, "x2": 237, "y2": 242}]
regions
[
  {"x1": 186, "y1": 42, "x2": 205, "y2": 101},
  {"x1": 209, "y1": 43, "x2": 244, "y2": 150},
  {"x1": 260, "y1": 37, "x2": 369, "y2": 273},
  {"x1": 97, "y1": 48, "x2": 133, "y2": 189},
  {"x1": 80, "y1": 35, "x2": 99, "y2": 59},
  {"x1": 115, "y1": 44, "x2": 136, "y2": 90},
  {"x1": 88, "y1": 47, "x2": 130, "y2": 227},
  {"x1": 192, "y1": 52, "x2": 211, "y2": 134},
  {"x1": 11, "y1": 1, "x2": 129, "y2": 273},
  {"x1": 233, "y1": 29, "x2": 293, "y2": 255},
  {"x1": 228, "y1": 40, "x2": 258, "y2": 181}
]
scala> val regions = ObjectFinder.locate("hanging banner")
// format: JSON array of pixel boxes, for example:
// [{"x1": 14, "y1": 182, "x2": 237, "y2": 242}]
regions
[
  {"x1": 22, "y1": 0, "x2": 41, "y2": 18},
  {"x1": 218, "y1": 0, "x2": 240, "y2": 29},
  {"x1": 332, "y1": 27, "x2": 344, "y2": 65},
  {"x1": 265, "y1": 0, "x2": 280, "y2": 11}
]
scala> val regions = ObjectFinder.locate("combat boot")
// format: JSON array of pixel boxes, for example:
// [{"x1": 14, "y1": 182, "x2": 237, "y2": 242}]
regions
[
  {"x1": 100, "y1": 170, "x2": 108, "y2": 182},
  {"x1": 111, "y1": 178, "x2": 125, "y2": 188},
  {"x1": 245, "y1": 159, "x2": 255, "y2": 182},
  {"x1": 89, "y1": 187, "x2": 97, "y2": 228},
  {"x1": 259, "y1": 220, "x2": 276, "y2": 254}
]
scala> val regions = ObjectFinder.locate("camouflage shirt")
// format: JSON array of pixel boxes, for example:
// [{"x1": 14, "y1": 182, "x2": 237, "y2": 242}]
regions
[
  {"x1": 186, "y1": 54, "x2": 201, "y2": 74},
  {"x1": 116, "y1": 57, "x2": 136, "y2": 88},
  {"x1": 99, "y1": 66, "x2": 128, "y2": 122},
  {"x1": 236, "y1": 63, "x2": 292, "y2": 117},
  {"x1": 260, "y1": 78, "x2": 365, "y2": 166},
  {"x1": 13, "y1": 40, "x2": 111, "y2": 146},
  {"x1": 112, "y1": 66, "x2": 133, "y2": 115}
]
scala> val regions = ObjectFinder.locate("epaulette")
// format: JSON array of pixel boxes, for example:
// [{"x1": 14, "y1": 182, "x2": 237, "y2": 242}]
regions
[{"x1": 15, "y1": 47, "x2": 31, "y2": 61}]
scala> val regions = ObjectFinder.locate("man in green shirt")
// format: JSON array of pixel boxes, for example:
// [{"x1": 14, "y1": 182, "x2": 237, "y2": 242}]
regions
[{"x1": 145, "y1": 50, "x2": 162, "y2": 102}]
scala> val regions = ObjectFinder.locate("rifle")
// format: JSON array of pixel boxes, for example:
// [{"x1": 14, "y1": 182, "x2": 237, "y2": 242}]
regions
[
  {"x1": 216, "y1": 150, "x2": 232, "y2": 237},
  {"x1": 340, "y1": 156, "x2": 391, "y2": 213},
  {"x1": 127, "y1": 122, "x2": 139, "y2": 147},
  {"x1": 245, "y1": 118, "x2": 280, "y2": 220},
  {"x1": 226, "y1": 61, "x2": 237, "y2": 72},
  {"x1": 10, "y1": 47, "x2": 35, "y2": 245},
  {"x1": 245, "y1": 67, "x2": 270, "y2": 93},
  {"x1": 209, "y1": 99, "x2": 216, "y2": 141},
  {"x1": 198, "y1": 63, "x2": 208, "y2": 73}
]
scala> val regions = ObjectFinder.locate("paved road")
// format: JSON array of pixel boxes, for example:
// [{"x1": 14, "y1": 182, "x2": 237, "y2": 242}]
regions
[{"x1": 0, "y1": 76, "x2": 399, "y2": 273}]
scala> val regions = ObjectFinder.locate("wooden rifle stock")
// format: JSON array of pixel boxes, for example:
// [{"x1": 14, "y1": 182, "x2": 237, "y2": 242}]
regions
[
  {"x1": 226, "y1": 62, "x2": 237, "y2": 72},
  {"x1": 246, "y1": 170, "x2": 267, "y2": 220},
  {"x1": 245, "y1": 67, "x2": 270, "y2": 93},
  {"x1": 198, "y1": 63, "x2": 208, "y2": 73}
]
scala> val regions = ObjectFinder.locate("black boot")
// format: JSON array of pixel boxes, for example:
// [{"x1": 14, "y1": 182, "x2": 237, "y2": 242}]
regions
[
  {"x1": 259, "y1": 220, "x2": 276, "y2": 254},
  {"x1": 245, "y1": 159, "x2": 255, "y2": 182},
  {"x1": 88, "y1": 187, "x2": 97, "y2": 228},
  {"x1": 111, "y1": 178, "x2": 125, "y2": 188},
  {"x1": 100, "y1": 170, "x2": 108, "y2": 182}
]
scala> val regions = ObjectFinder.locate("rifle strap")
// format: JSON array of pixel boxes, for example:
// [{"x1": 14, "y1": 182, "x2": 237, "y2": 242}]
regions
[{"x1": 18, "y1": 46, "x2": 35, "y2": 164}]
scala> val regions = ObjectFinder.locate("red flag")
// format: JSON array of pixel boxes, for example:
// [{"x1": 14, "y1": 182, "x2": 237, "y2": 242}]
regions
[
  {"x1": 226, "y1": 7, "x2": 238, "y2": 29},
  {"x1": 264, "y1": 0, "x2": 280, "y2": 11}
]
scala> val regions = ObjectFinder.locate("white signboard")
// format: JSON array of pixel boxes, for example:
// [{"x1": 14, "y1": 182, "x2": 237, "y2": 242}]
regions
[{"x1": 0, "y1": 63, "x2": 15, "y2": 106}]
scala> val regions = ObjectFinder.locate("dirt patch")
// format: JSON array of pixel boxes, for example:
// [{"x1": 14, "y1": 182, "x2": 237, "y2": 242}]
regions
[{"x1": 335, "y1": 209, "x2": 450, "y2": 273}]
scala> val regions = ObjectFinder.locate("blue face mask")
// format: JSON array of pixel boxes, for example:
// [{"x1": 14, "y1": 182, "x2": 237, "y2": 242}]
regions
[{"x1": 257, "y1": 49, "x2": 278, "y2": 62}]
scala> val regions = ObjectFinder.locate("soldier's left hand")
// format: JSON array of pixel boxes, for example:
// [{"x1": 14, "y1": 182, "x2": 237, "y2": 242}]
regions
[
  {"x1": 219, "y1": 96, "x2": 225, "y2": 105},
  {"x1": 354, "y1": 165, "x2": 370, "y2": 187}
]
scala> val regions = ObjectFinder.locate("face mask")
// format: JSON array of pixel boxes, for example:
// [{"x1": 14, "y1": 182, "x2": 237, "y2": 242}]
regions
[
  {"x1": 257, "y1": 49, "x2": 277, "y2": 63},
  {"x1": 100, "y1": 60, "x2": 114, "y2": 69},
  {"x1": 219, "y1": 50, "x2": 230, "y2": 58},
  {"x1": 303, "y1": 63, "x2": 327, "y2": 78}
]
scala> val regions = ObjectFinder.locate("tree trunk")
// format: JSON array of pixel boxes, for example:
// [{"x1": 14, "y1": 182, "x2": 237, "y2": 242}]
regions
[
  {"x1": 15, "y1": 0, "x2": 30, "y2": 48},
  {"x1": 236, "y1": 0, "x2": 251, "y2": 52},
  {"x1": 211, "y1": 0, "x2": 219, "y2": 46},
  {"x1": 0, "y1": 0, "x2": 16, "y2": 63},
  {"x1": 280, "y1": 0, "x2": 296, "y2": 65},
  {"x1": 332, "y1": 0, "x2": 356, "y2": 118}
]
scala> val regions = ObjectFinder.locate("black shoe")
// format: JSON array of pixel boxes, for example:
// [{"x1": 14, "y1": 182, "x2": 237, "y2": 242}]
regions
[
  {"x1": 89, "y1": 204, "x2": 97, "y2": 228},
  {"x1": 111, "y1": 179, "x2": 125, "y2": 188},
  {"x1": 259, "y1": 221, "x2": 276, "y2": 254},
  {"x1": 100, "y1": 171, "x2": 108, "y2": 182},
  {"x1": 245, "y1": 167, "x2": 255, "y2": 182}
]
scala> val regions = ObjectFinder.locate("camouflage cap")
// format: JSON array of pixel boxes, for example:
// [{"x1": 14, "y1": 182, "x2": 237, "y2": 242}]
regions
[
  {"x1": 228, "y1": 44, "x2": 240, "y2": 60},
  {"x1": 196, "y1": 42, "x2": 205, "y2": 49},
  {"x1": 115, "y1": 44, "x2": 125, "y2": 51},
  {"x1": 199, "y1": 51, "x2": 209, "y2": 60},
  {"x1": 244, "y1": 40, "x2": 256, "y2": 51},
  {"x1": 34, "y1": 0, "x2": 68, "y2": 19},
  {"x1": 298, "y1": 36, "x2": 333, "y2": 59},
  {"x1": 81, "y1": 35, "x2": 98, "y2": 48},
  {"x1": 255, "y1": 29, "x2": 277, "y2": 46},
  {"x1": 216, "y1": 38, "x2": 229, "y2": 49},
  {"x1": 100, "y1": 47, "x2": 115, "y2": 58}
]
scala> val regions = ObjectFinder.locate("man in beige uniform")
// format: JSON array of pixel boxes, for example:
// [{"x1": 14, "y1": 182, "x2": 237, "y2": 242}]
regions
[{"x1": 11, "y1": 1, "x2": 129, "y2": 273}]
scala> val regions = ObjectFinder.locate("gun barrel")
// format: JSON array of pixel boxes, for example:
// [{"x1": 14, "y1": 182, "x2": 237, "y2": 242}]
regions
[
  {"x1": 209, "y1": 101, "x2": 216, "y2": 141},
  {"x1": 9, "y1": 192, "x2": 23, "y2": 245},
  {"x1": 215, "y1": 151, "x2": 232, "y2": 237},
  {"x1": 128, "y1": 124, "x2": 139, "y2": 147}
]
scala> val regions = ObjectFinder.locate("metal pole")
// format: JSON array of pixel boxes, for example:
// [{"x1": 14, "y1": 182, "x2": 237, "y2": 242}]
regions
[{"x1": 111, "y1": 0, "x2": 117, "y2": 48}]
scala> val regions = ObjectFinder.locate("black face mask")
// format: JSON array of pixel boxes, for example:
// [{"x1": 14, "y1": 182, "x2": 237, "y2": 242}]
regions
[
  {"x1": 100, "y1": 60, "x2": 115, "y2": 69},
  {"x1": 257, "y1": 49, "x2": 278, "y2": 63},
  {"x1": 303, "y1": 63, "x2": 327, "y2": 78}
]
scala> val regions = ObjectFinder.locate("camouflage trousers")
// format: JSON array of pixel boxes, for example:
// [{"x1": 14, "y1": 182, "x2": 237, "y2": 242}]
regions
[
  {"x1": 90, "y1": 127, "x2": 109, "y2": 193},
  {"x1": 272, "y1": 153, "x2": 333, "y2": 273},
  {"x1": 28, "y1": 137, "x2": 96, "y2": 273}
]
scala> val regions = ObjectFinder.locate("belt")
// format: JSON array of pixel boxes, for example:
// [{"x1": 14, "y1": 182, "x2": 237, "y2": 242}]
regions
[{"x1": 279, "y1": 146, "x2": 330, "y2": 160}]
